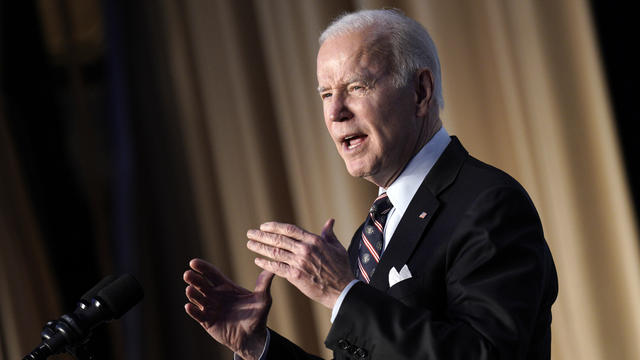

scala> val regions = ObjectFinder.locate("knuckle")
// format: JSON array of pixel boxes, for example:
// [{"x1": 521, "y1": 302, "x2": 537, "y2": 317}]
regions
[
  {"x1": 262, "y1": 259, "x2": 276, "y2": 272},
  {"x1": 267, "y1": 246, "x2": 277, "y2": 258},
  {"x1": 292, "y1": 256, "x2": 306, "y2": 269},
  {"x1": 271, "y1": 246, "x2": 280, "y2": 257},
  {"x1": 309, "y1": 236, "x2": 321, "y2": 247},
  {"x1": 274, "y1": 234, "x2": 285, "y2": 248},
  {"x1": 284, "y1": 224, "x2": 298, "y2": 235},
  {"x1": 279, "y1": 262, "x2": 290, "y2": 272},
  {"x1": 299, "y1": 243, "x2": 312, "y2": 256},
  {"x1": 290, "y1": 268, "x2": 302, "y2": 280},
  {"x1": 274, "y1": 247, "x2": 288, "y2": 260}
]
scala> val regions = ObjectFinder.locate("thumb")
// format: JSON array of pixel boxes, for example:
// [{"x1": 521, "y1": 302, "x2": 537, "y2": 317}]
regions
[
  {"x1": 321, "y1": 218, "x2": 338, "y2": 243},
  {"x1": 254, "y1": 270, "x2": 275, "y2": 294}
]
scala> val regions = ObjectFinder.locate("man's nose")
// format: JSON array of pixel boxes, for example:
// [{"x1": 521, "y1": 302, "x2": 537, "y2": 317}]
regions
[{"x1": 328, "y1": 96, "x2": 354, "y2": 122}]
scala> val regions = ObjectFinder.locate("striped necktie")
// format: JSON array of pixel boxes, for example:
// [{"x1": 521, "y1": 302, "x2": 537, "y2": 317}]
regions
[{"x1": 357, "y1": 193, "x2": 393, "y2": 283}]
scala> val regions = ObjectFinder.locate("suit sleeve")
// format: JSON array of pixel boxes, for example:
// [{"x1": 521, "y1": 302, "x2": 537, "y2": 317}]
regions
[
  {"x1": 263, "y1": 328, "x2": 324, "y2": 360},
  {"x1": 324, "y1": 186, "x2": 558, "y2": 359}
]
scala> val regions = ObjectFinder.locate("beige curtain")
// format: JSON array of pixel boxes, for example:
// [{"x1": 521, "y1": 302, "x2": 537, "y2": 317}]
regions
[
  {"x1": 158, "y1": 0, "x2": 640, "y2": 359},
  {"x1": 3, "y1": 0, "x2": 639, "y2": 359}
]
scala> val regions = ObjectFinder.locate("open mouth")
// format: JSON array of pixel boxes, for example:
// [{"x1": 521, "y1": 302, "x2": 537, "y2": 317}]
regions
[{"x1": 343, "y1": 134, "x2": 367, "y2": 150}]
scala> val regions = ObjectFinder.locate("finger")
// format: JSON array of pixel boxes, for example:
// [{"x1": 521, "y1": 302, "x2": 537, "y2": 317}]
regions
[
  {"x1": 247, "y1": 239, "x2": 295, "y2": 263},
  {"x1": 247, "y1": 229, "x2": 300, "y2": 252},
  {"x1": 185, "y1": 285, "x2": 209, "y2": 310},
  {"x1": 183, "y1": 269, "x2": 215, "y2": 294},
  {"x1": 259, "y1": 222, "x2": 311, "y2": 242},
  {"x1": 184, "y1": 302, "x2": 208, "y2": 324},
  {"x1": 189, "y1": 258, "x2": 232, "y2": 285},
  {"x1": 254, "y1": 258, "x2": 296, "y2": 280},
  {"x1": 254, "y1": 270, "x2": 275, "y2": 294},
  {"x1": 321, "y1": 218, "x2": 338, "y2": 243}
]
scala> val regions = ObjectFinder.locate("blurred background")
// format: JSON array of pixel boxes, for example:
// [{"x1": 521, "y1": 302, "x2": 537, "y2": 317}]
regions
[{"x1": 1, "y1": 0, "x2": 639, "y2": 359}]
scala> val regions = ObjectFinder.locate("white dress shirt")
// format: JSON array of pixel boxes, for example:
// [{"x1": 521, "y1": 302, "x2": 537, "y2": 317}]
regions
[{"x1": 330, "y1": 127, "x2": 450, "y2": 322}]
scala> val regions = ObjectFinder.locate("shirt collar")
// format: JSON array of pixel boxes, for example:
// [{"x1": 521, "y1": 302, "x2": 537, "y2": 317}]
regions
[{"x1": 379, "y1": 127, "x2": 451, "y2": 215}]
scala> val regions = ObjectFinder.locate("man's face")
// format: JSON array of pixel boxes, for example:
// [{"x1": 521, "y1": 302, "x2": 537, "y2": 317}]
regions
[{"x1": 317, "y1": 31, "x2": 422, "y2": 188}]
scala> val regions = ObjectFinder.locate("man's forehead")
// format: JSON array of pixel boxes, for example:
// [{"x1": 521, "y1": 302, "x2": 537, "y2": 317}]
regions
[{"x1": 316, "y1": 34, "x2": 387, "y2": 90}]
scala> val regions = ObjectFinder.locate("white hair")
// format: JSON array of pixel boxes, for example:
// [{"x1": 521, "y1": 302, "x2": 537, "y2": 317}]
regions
[{"x1": 319, "y1": 9, "x2": 444, "y2": 110}]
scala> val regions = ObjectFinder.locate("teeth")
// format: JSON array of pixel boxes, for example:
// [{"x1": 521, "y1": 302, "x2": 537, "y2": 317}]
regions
[{"x1": 346, "y1": 136, "x2": 364, "y2": 150}]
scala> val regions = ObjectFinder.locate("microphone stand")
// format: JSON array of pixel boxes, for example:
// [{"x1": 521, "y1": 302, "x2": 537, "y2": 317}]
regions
[
  {"x1": 25, "y1": 320, "x2": 96, "y2": 360},
  {"x1": 24, "y1": 274, "x2": 142, "y2": 360}
]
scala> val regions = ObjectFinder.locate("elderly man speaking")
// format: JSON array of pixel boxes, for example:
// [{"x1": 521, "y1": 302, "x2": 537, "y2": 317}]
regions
[{"x1": 183, "y1": 9, "x2": 557, "y2": 360}]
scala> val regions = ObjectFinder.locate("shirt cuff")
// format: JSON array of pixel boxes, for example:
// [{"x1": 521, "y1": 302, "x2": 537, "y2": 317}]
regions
[
  {"x1": 330, "y1": 279, "x2": 360, "y2": 323},
  {"x1": 233, "y1": 328, "x2": 270, "y2": 360}
]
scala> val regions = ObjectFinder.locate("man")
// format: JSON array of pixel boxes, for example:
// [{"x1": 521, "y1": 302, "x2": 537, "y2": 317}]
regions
[{"x1": 183, "y1": 9, "x2": 557, "y2": 360}]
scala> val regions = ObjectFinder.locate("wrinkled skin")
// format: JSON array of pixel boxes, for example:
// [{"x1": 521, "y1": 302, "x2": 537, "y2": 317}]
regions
[
  {"x1": 247, "y1": 219, "x2": 353, "y2": 309},
  {"x1": 184, "y1": 258, "x2": 274, "y2": 360}
]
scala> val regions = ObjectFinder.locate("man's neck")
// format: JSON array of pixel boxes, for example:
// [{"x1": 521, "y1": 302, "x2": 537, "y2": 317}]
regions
[{"x1": 378, "y1": 119, "x2": 442, "y2": 189}]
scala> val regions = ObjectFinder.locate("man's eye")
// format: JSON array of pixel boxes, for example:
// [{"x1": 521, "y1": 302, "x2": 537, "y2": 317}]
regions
[
  {"x1": 350, "y1": 85, "x2": 365, "y2": 92},
  {"x1": 321, "y1": 93, "x2": 332, "y2": 99}
]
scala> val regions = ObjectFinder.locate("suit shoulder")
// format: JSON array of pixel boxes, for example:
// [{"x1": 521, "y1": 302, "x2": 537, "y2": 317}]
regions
[
  {"x1": 440, "y1": 154, "x2": 539, "y2": 217},
  {"x1": 458, "y1": 155, "x2": 530, "y2": 195}
]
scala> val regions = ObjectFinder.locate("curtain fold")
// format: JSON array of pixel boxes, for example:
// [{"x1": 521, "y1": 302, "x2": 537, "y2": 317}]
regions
[{"x1": 2, "y1": 0, "x2": 639, "y2": 359}]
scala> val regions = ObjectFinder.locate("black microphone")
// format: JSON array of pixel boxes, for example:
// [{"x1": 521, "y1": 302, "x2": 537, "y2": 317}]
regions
[{"x1": 23, "y1": 274, "x2": 144, "y2": 360}]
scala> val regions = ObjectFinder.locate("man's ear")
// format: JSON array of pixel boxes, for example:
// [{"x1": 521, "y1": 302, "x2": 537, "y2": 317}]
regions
[{"x1": 415, "y1": 68, "x2": 434, "y2": 118}]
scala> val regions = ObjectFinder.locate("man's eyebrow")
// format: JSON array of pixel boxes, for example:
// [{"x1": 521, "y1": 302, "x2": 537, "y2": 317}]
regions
[{"x1": 317, "y1": 75, "x2": 373, "y2": 94}]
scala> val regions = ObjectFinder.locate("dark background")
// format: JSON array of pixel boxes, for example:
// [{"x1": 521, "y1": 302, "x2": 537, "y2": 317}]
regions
[
  {"x1": 2, "y1": 0, "x2": 213, "y2": 358},
  {"x1": 590, "y1": 1, "x2": 640, "y2": 215}
]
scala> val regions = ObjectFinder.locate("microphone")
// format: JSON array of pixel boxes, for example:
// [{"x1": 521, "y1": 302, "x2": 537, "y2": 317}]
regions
[{"x1": 23, "y1": 274, "x2": 144, "y2": 360}]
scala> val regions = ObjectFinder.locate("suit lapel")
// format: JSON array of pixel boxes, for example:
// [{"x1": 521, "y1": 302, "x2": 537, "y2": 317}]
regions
[
  {"x1": 369, "y1": 137, "x2": 468, "y2": 291},
  {"x1": 369, "y1": 188, "x2": 439, "y2": 290}
]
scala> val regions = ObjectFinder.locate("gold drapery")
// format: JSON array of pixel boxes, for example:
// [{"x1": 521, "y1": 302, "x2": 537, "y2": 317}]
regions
[{"x1": 2, "y1": 0, "x2": 639, "y2": 359}]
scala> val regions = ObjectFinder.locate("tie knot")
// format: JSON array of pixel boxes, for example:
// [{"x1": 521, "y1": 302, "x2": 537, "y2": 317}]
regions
[{"x1": 369, "y1": 193, "x2": 393, "y2": 216}]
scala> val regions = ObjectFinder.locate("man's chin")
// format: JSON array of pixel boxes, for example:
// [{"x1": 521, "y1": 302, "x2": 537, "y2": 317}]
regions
[
  {"x1": 345, "y1": 163, "x2": 379, "y2": 183},
  {"x1": 344, "y1": 164, "x2": 369, "y2": 179}
]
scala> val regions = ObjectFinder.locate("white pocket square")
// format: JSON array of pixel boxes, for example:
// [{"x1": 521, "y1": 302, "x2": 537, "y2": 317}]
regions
[{"x1": 388, "y1": 264, "x2": 412, "y2": 288}]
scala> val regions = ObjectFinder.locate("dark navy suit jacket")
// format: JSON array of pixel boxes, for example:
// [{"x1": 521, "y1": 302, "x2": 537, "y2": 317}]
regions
[{"x1": 265, "y1": 137, "x2": 558, "y2": 359}]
